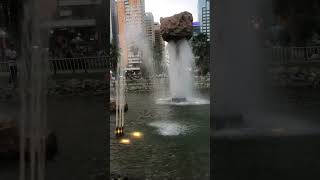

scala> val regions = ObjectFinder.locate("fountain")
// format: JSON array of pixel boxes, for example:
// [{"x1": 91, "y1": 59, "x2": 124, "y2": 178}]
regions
[
  {"x1": 153, "y1": 12, "x2": 209, "y2": 106},
  {"x1": 160, "y1": 12, "x2": 194, "y2": 103}
]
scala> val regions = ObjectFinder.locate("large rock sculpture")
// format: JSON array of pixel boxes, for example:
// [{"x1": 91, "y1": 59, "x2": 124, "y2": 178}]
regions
[{"x1": 160, "y1": 11, "x2": 193, "y2": 42}]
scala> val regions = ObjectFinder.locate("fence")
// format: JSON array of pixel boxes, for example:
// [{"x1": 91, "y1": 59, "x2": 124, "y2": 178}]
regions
[
  {"x1": 0, "y1": 56, "x2": 108, "y2": 76},
  {"x1": 48, "y1": 56, "x2": 108, "y2": 74},
  {"x1": 271, "y1": 46, "x2": 320, "y2": 64}
]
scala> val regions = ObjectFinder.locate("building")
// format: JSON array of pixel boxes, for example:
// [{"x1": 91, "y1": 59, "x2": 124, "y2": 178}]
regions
[
  {"x1": 153, "y1": 22, "x2": 164, "y2": 51},
  {"x1": 47, "y1": 0, "x2": 106, "y2": 58},
  {"x1": 193, "y1": 21, "x2": 201, "y2": 36},
  {"x1": 144, "y1": 12, "x2": 155, "y2": 47},
  {"x1": 116, "y1": 0, "x2": 128, "y2": 67},
  {"x1": 110, "y1": 0, "x2": 118, "y2": 44},
  {"x1": 198, "y1": 0, "x2": 210, "y2": 40},
  {"x1": 153, "y1": 22, "x2": 165, "y2": 73},
  {"x1": 117, "y1": 0, "x2": 145, "y2": 71}
]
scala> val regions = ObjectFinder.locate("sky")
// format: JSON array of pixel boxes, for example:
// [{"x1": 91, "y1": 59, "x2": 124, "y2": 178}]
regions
[{"x1": 145, "y1": 0, "x2": 198, "y2": 23}]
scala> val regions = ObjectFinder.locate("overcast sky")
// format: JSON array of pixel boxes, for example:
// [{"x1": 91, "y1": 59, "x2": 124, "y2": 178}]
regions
[{"x1": 145, "y1": 0, "x2": 198, "y2": 23}]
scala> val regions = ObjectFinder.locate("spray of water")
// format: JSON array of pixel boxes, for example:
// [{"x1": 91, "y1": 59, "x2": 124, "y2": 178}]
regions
[
  {"x1": 19, "y1": 1, "x2": 49, "y2": 180},
  {"x1": 125, "y1": 6, "x2": 155, "y2": 76},
  {"x1": 167, "y1": 39, "x2": 194, "y2": 100}
]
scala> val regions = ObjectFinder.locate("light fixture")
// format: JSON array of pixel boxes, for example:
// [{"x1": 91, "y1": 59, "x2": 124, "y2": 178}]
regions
[
  {"x1": 131, "y1": 131, "x2": 142, "y2": 138},
  {"x1": 120, "y1": 139, "x2": 130, "y2": 144}
]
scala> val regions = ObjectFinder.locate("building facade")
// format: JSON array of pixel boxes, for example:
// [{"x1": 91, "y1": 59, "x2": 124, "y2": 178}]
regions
[
  {"x1": 117, "y1": 0, "x2": 145, "y2": 71},
  {"x1": 110, "y1": 0, "x2": 118, "y2": 44},
  {"x1": 153, "y1": 22, "x2": 164, "y2": 51},
  {"x1": 47, "y1": 0, "x2": 106, "y2": 58},
  {"x1": 198, "y1": 0, "x2": 210, "y2": 40},
  {"x1": 144, "y1": 12, "x2": 155, "y2": 47}
]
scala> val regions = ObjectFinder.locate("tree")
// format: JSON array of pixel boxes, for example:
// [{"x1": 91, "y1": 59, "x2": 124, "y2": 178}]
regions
[
  {"x1": 191, "y1": 33, "x2": 210, "y2": 75},
  {"x1": 272, "y1": 0, "x2": 320, "y2": 46},
  {"x1": 109, "y1": 41, "x2": 119, "y2": 73}
]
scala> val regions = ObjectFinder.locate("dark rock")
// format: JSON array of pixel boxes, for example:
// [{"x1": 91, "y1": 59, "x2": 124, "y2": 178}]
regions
[{"x1": 160, "y1": 11, "x2": 193, "y2": 42}]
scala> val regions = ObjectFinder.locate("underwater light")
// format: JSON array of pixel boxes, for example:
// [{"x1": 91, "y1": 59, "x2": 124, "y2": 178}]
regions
[
  {"x1": 132, "y1": 131, "x2": 143, "y2": 138},
  {"x1": 120, "y1": 139, "x2": 130, "y2": 144}
]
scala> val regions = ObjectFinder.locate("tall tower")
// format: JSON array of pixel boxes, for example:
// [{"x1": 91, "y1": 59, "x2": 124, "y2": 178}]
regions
[
  {"x1": 125, "y1": 0, "x2": 145, "y2": 71},
  {"x1": 153, "y1": 22, "x2": 164, "y2": 51},
  {"x1": 116, "y1": 0, "x2": 145, "y2": 71},
  {"x1": 117, "y1": 0, "x2": 128, "y2": 67},
  {"x1": 198, "y1": 0, "x2": 210, "y2": 40},
  {"x1": 110, "y1": 0, "x2": 118, "y2": 44},
  {"x1": 144, "y1": 12, "x2": 155, "y2": 47}
]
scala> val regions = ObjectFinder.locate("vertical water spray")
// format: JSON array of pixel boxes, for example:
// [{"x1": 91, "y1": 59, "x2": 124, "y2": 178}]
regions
[
  {"x1": 19, "y1": 0, "x2": 49, "y2": 179},
  {"x1": 160, "y1": 11, "x2": 194, "y2": 102},
  {"x1": 167, "y1": 40, "x2": 194, "y2": 100},
  {"x1": 115, "y1": 56, "x2": 126, "y2": 137}
]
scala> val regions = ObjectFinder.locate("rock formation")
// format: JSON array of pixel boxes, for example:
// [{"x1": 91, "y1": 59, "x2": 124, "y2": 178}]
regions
[{"x1": 160, "y1": 11, "x2": 193, "y2": 42}]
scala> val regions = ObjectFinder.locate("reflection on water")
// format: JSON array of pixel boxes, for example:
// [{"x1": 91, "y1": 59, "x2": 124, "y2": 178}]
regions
[
  {"x1": 156, "y1": 97, "x2": 210, "y2": 106},
  {"x1": 110, "y1": 91, "x2": 210, "y2": 179},
  {"x1": 148, "y1": 121, "x2": 189, "y2": 136},
  {"x1": 0, "y1": 97, "x2": 106, "y2": 180}
]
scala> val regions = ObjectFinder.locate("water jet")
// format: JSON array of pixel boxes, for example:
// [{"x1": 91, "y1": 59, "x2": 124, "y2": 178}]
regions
[{"x1": 160, "y1": 12, "x2": 194, "y2": 102}]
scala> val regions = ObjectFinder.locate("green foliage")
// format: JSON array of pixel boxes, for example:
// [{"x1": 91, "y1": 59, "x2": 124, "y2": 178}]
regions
[
  {"x1": 191, "y1": 33, "x2": 210, "y2": 75},
  {"x1": 273, "y1": 0, "x2": 320, "y2": 46}
]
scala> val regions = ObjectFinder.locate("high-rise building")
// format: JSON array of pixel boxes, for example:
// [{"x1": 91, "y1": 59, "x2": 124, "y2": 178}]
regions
[
  {"x1": 117, "y1": 0, "x2": 128, "y2": 67},
  {"x1": 144, "y1": 12, "x2": 155, "y2": 47},
  {"x1": 198, "y1": 0, "x2": 210, "y2": 40},
  {"x1": 110, "y1": 0, "x2": 118, "y2": 44},
  {"x1": 153, "y1": 22, "x2": 165, "y2": 73},
  {"x1": 153, "y1": 22, "x2": 164, "y2": 51},
  {"x1": 117, "y1": 0, "x2": 145, "y2": 71}
]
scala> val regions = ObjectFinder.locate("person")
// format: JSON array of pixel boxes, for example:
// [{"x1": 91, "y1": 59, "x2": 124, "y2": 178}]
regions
[{"x1": 5, "y1": 43, "x2": 17, "y2": 87}]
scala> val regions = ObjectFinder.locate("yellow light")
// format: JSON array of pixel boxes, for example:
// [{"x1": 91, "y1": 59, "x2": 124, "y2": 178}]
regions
[
  {"x1": 132, "y1": 132, "x2": 142, "y2": 138},
  {"x1": 120, "y1": 139, "x2": 130, "y2": 144}
]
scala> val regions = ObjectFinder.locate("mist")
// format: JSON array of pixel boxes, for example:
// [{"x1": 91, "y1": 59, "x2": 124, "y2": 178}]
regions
[{"x1": 212, "y1": 0, "x2": 316, "y2": 130}]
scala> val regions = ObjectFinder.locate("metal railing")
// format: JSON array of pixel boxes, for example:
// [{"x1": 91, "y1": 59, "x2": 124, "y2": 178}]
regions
[
  {"x1": 49, "y1": 56, "x2": 107, "y2": 74},
  {"x1": 271, "y1": 46, "x2": 320, "y2": 64},
  {"x1": 0, "y1": 56, "x2": 108, "y2": 75}
]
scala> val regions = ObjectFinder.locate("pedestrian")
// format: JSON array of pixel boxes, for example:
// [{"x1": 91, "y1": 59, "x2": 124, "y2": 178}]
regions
[{"x1": 5, "y1": 43, "x2": 17, "y2": 87}]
